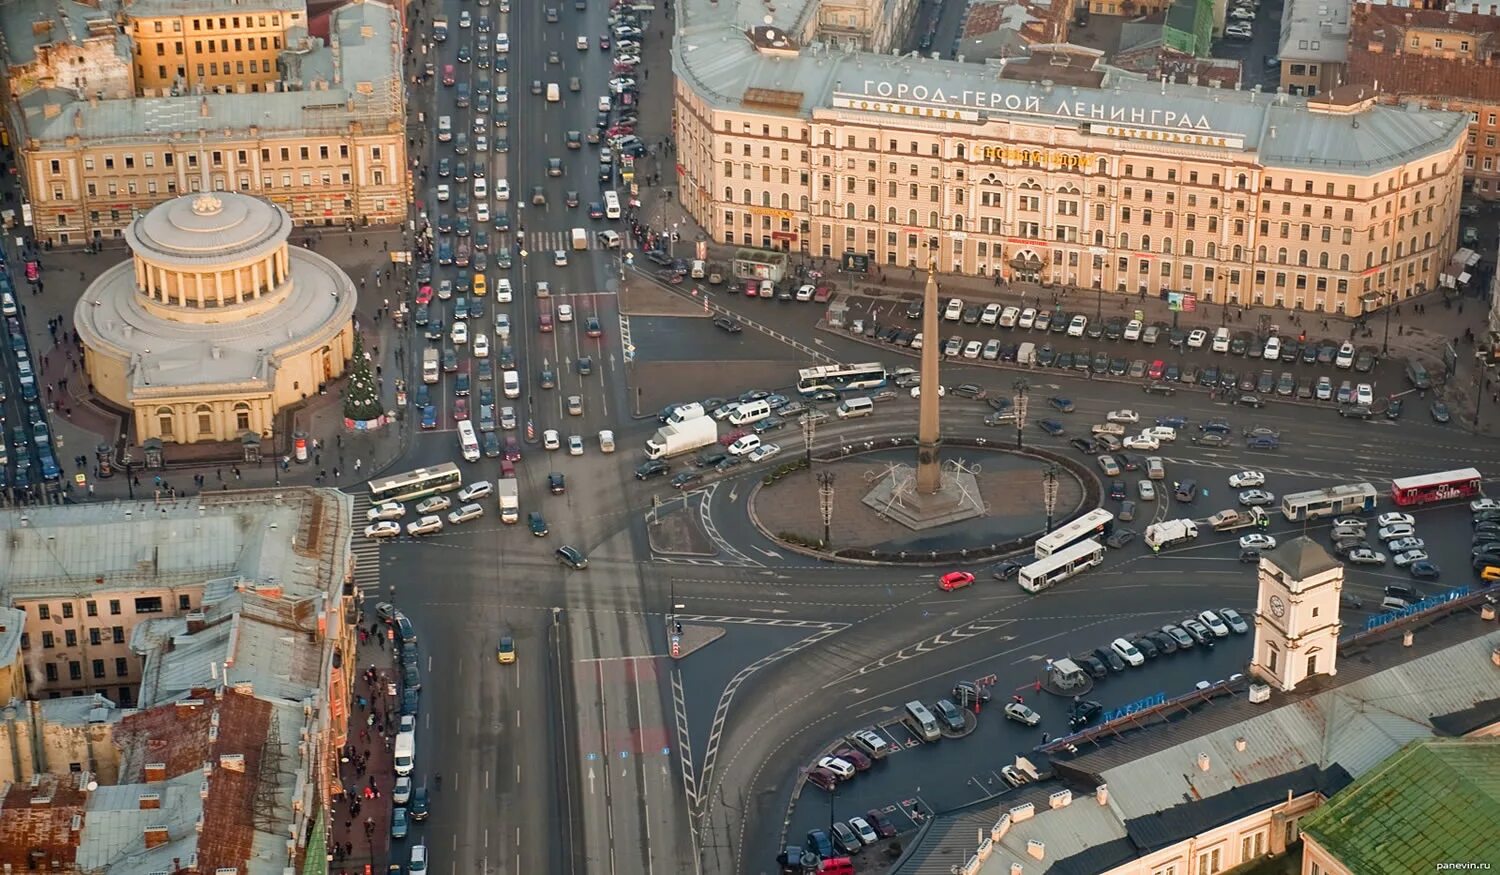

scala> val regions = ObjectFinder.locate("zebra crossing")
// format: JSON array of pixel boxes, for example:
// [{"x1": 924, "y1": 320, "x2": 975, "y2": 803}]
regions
[
  {"x1": 503, "y1": 229, "x2": 616, "y2": 254},
  {"x1": 348, "y1": 493, "x2": 385, "y2": 601}
]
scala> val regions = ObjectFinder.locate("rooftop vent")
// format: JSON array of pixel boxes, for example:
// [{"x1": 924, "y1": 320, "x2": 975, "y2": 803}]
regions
[
  {"x1": 144, "y1": 763, "x2": 167, "y2": 782},
  {"x1": 1197, "y1": 752, "x2": 1211, "y2": 771},
  {"x1": 144, "y1": 826, "x2": 170, "y2": 849}
]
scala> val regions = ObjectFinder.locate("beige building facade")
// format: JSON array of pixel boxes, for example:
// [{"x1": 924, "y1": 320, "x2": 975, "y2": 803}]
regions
[
  {"x1": 6, "y1": 0, "x2": 407, "y2": 247},
  {"x1": 673, "y1": 33, "x2": 1469, "y2": 315},
  {"x1": 126, "y1": 0, "x2": 305, "y2": 96},
  {"x1": 76, "y1": 192, "x2": 357, "y2": 445}
]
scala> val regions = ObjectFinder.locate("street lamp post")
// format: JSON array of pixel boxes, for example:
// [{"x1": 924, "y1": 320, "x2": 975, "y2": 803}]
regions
[
  {"x1": 1382, "y1": 292, "x2": 1395, "y2": 355},
  {"x1": 817, "y1": 471, "x2": 835, "y2": 548},
  {"x1": 801, "y1": 412, "x2": 817, "y2": 467},
  {"x1": 1095, "y1": 283, "x2": 1103, "y2": 324},
  {"x1": 1013, "y1": 379, "x2": 1029, "y2": 449},
  {"x1": 1042, "y1": 464, "x2": 1059, "y2": 532}
]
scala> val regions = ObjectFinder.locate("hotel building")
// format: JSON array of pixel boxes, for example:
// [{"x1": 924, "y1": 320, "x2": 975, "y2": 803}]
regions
[{"x1": 673, "y1": 0, "x2": 1470, "y2": 316}]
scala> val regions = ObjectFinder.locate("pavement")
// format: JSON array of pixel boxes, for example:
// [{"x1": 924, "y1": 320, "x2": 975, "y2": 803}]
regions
[{"x1": 329, "y1": 617, "x2": 406, "y2": 874}]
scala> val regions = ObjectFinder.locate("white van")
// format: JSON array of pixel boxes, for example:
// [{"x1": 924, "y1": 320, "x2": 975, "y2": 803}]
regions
[
  {"x1": 1211, "y1": 326, "x2": 1231, "y2": 353},
  {"x1": 474, "y1": 177, "x2": 488, "y2": 200},
  {"x1": 502, "y1": 369, "x2": 521, "y2": 398},
  {"x1": 690, "y1": 259, "x2": 707, "y2": 279},
  {"x1": 904, "y1": 701, "x2": 941, "y2": 741},
  {"x1": 571, "y1": 227, "x2": 589, "y2": 250},
  {"x1": 668, "y1": 402, "x2": 706, "y2": 423},
  {"x1": 727, "y1": 399, "x2": 771, "y2": 426},
  {"x1": 547, "y1": 82, "x2": 561, "y2": 102},
  {"x1": 836, "y1": 396, "x2": 874, "y2": 419},
  {"x1": 437, "y1": 115, "x2": 452, "y2": 141},
  {"x1": 603, "y1": 190, "x2": 621, "y2": 219},
  {"x1": 394, "y1": 730, "x2": 416, "y2": 775}
]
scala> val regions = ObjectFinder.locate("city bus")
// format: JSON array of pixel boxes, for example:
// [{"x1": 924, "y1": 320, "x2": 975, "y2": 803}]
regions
[
  {"x1": 796, "y1": 362, "x2": 888, "y2": 395},
  {"x1": 457, "y1": 420, "x2": 481, "y2": 463},
  {"x1": 603, "y1": 189, "x2": 621, "y2": 219},
  {"x1": 1279, "y1": 482, "x2": 1378, "y2": 522},
  {"x1": 1018, "y1": 538, "x2": 1105, "y2": 593},
  {"x1": 1034, "y1": 508, "x2": 1114, "y2": 558},
  {"x1": 369, "y1": 463, "x2": 464, "y2": 503},
  {"x1": 1390, "y1": 467, "x2": 1483, "y2": 507}
]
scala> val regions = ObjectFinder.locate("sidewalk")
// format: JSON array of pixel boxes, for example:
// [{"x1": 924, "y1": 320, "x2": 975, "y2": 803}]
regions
[{"x1": 328, "y1": 616, "x2": 403, "y2": 874}]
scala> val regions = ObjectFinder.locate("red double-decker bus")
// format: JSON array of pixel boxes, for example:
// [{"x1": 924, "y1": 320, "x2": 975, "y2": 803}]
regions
[{"x1": 1389, "y1": 468, "x2": 1484, "y2": 507}]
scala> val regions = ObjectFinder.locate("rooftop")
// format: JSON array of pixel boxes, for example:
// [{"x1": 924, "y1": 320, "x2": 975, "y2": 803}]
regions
[
  {"x1": 120, "y1": 0, "x2": 305, "y2": 18},
  {"x1": 0, "y1": 606, "x2": 24, "y2": 666},
  {"x1": 895, "y1": 607, "x2": 1500, "y2": 874},
  {"x1": 958, "y1": 0, "x2": 1067, "y2": 60},
  {"x1": 1300, "y1": 738, "x2": 1500, "y2": 873},
  {"x1": 1278, "y1": 0, "x2": 1352, "y2": 63},
  {"x1": 1263, "y1": 535, "x2": 1341, "y2": 579},
  {"x1": 0, "y1": 0, "x2": 121, "y2": 67},
  {"x1": 1346, "y1": 4, "x2": 1500, "y2": 104},
  {"x1": 128, "y1": 193, "x2": 292, "y2": 266},
  {"x1": 674, "y1": 0, "x2": 1466, "y2": 174},
  {"x1": 0, "y1": 772, "x2": 89, "y2": 872},
  {"x1": 11, "y1": 0, "x2": 401, "y2": 144}
]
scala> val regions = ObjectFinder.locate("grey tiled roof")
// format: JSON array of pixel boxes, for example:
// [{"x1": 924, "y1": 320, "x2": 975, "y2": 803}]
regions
[
  {"x1": 0, "y1": 0, "x2": 119, "y2": 67},
  {"x1": 1263, "y1": 536, "x2": 1341, "y2": 579}
]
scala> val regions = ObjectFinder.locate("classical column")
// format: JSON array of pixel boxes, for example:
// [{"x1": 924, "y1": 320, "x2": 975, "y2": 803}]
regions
[{"x1": 915, "y1": 260, "x2": 943, "y2": 495}]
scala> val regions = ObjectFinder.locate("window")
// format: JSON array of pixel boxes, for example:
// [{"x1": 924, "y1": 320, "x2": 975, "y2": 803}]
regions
[
  {"x1": 179, "y1": 594, "x2": 192, "y2": 611},
  {"x1": 1196, "y1": 847, "x2": 1222, "y2": 874},
  {"x1": 109, "y1": 599, "x2": 121, "y2": 615},
  {"x1": 89, "y1": 628, "x2": 101, "y2": 646},
  {"x1": 112, "y1": 626, "x2": 125, "y2": 643},
  {"x1": 38, "y1": 604, "x2": 51, "y2": 620},
  {"x1": 116, "y1": 657, "x2": 130, "y2": 677},
  {"x1": 62, "y1": 603, "x2": 74, "y2": 619},
  {"x1": 69, "y1": 661, "x2": 82, "y2": 681},
  {"x1": 65, "y1": 630, "x2": 77, "y2": 647},
  {"x1": 93, "y1": 659, "x2": 106, "y2": 679},
  {"x1": 134, "y1": 596, "x2": 164, "y2": 614},
  {"x1": 42, "y1": 631, "x2": 55, "y2": 649}
]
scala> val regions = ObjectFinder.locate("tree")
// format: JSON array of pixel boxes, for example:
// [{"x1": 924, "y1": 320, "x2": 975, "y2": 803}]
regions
[{"x1": 342, "y1": 331, "x2": 383, "y2": 421}]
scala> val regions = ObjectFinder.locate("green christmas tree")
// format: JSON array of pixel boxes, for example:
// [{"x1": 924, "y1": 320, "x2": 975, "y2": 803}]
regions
[{"x1": 342, "y1": 331, "x2": 383, "y2": 421}]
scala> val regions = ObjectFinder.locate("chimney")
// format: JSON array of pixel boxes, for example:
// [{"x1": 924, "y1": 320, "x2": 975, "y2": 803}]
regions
[
  {"x1": 186, "y1": 612, "x2": 206, "y2": 633},
  {"x1": 144, "y1": 763, "x2": 167, "y2": 782},
  {"x1": 1095, "y1": 784, "x2": 1109, "y2": 805},
  {"x1": 199, "y1": 97, "x2": 210, "y2": 117},
  {"x1": 1010, "y1": 865, "x2": 1024, "y2": 875},
  {"x1": 1048, "y1": 790, "x2": 1072, "y2": 809},
  {"x1": 1235, "y1": 737, "x2": 1248, "y2": 752},
  {"x1": 1197, "y1": 752, "x2": 1211, "y2": 772},
  {"x1": 73, "y1": 109, "x2": 84, "y2": 131},
  {"x1": 219, "y1": 754, "x2": 246, "y2": 772},
  {"x1": 143, "y1": 826, "x2": 170, "y2": 849},
  {"x1": 138, "y1": 794, "x2": 161, "y2": 810},
  {"x1": 1026, "y1": 839, "x2": 1045, "y2": 860}
]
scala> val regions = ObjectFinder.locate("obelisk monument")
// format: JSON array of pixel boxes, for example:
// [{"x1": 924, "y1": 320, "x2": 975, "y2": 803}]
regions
[{"x1": 915, "y1": 261, "x2": 942, "y2": 494}]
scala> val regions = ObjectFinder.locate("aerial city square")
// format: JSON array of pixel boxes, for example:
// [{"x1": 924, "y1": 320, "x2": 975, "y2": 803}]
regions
[{"x1": 2, "y1": 0, "x2": 1500, "y2": 872}]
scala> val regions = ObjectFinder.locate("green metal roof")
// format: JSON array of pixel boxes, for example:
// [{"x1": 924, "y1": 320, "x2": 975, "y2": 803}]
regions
[{"x1": 1300, "y1": 738, "x2": 1500, "y2": 874}]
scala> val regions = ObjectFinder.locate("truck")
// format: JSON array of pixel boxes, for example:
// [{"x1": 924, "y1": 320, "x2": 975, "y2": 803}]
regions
[
  {"x1": 422, "y1": 348, "x2": 440, "y2": 384},
  {"x1": 1145, "y1": 519, "x2": 1199, "y2": 550},
  {"x1": 433, "y1": 15, "x2": 449, "y2": 40},
  {"x1": 1208, "y1": 506, "x2": 1268, "y2": 533},
  {"x1": 496, "y1": 478, "x2": 519, "y2": 524},
  {"x1": 1016, "y1": 341, "x2": 1037, "y2": 367},
  {"x1": 645, "y1": 416, "x2": 718, "y2": 460}
]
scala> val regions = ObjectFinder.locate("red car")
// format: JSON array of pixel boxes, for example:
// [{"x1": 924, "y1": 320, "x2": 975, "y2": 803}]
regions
[
  {"x1": 832, "y1": 748, "x2": 872, "y2": 771},
  {"x1": 503, "y1": 436, "x2": 522, "y2": 461},
  {"x1": 539, "y1": 313, "x2": 554, "y2": 332},
  {"x1": 598, "y1": 35, "x2": 611, "y2": 49},
  {"x1": 1147, "y1": 359, "x2": 1165, "y2": 380},
  {"x1": 607, "y1": 124, "x2": 635, "y2": 137},
  {"x1": 453, "y1": 398, "x2": 470, "y2": 421},
  {"x1": 805, "y1": 767, "x2": 838, "y2": 792},
  {"x1": 744, "y1": 280, "x2": 758, "y2": 297},
  {"x1": 416, "y1": 284, "x2": 435, "y2": 305},
  {"x1": 938, "y1": 571, "x2": 975, "y2": 591},
  {"x1": 719, "y1": 427, "x2": 750, "y2": 447},
  {"x1": 501, "y1": 458, "x2": 517, "y2": 478}
]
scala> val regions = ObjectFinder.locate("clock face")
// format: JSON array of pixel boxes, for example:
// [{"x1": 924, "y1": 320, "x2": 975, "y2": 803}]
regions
[{"x1": 1269, "y1": 595, "x2": 1286, "y2": 618}]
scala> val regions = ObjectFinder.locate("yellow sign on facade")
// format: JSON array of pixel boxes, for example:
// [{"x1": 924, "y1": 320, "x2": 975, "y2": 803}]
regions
[
  {"x1": 979, "y1": 146, "x2": 1095, "y2": 170},
  {"x1": 750, "y1": 206, "x2": 796, "y2": 222}
]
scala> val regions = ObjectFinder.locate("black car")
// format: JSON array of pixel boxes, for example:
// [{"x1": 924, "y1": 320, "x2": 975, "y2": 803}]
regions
[
  {"x1": 1147, "y1": 630, "x2": 1178, "y2": 654},
  {"x1": 1131, "y1": 636, "x2": 1159, "y2": 659},
  {"x1": 527, "y1": 512, "x2": 549, "y2": 536},
  {"x1": 1105, "y1": 529, "x2": 1136, "y2": 549},
  {"x1": 410, "y1": 786, "x2": 430, "y2": 820},
  {"x1": 1076, "y1": 653, "x2": 1109, "y2": 679},
  {"x1": 991, "y1": 559, "x2": 1025, "y2": 580},
  {"x1": 1093, "y1": 646, "x2": 1126, "y2": 672},
  {"x1": 556, "y1": 545, "x2": 589, "y2": 569},
  {"x1": 548, "y1": 472, "x2": 566, "y2": 494},
  {"x1": 636, "y1": 460, "x2": 670, "y2": 480},
  {"x1": 1068, "y1": 699, "x2": 1104, "y2": 729},
  {"x1": 713, "y1": 316, "x2": 742, "y2": 333},
  {"x1": 671, "y1": 471, "x2": 703, "y2": 490},
  {"x1": 905, "y1": 300, "x2": 923, "y2": 319}
]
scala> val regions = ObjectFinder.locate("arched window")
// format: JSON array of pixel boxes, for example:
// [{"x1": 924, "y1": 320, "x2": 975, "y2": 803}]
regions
[
  {"x1": 157, "y1": 407, "x2": 175, "y2": 440},
  {"x1": 779, "y1": 193, "x2": 790, "y2": 209},
  {"x1": 954, "y1": 215, "x2": 965, "y2": 231},
  {"x1": 956, "y1": 144, "x2": 966, "y2": 159},
  {"x1": 928, "y1": 212, "x2": 938, "y2": 228},
  {"x1": 845, "y1": 203, "x2": 855, "y2": 219},
  {"x1": 1277, "y1": 248, "x2": 1288, "y2": 265},
  {"x1": 1094, "y1": 229, "x2": 1105, "y2": 246},
  {"x1": 1339, "y1": 253, "x2": 1350, "y2": 271},
  {"x1": 1318, "y1": 252, "x2": 1329, "y2": 269},
  {"x1": 888, "y1": 207, "x2": 897, "y2": 223},
  {"x1": 1161, "y1": 237, "x2": 1172, "y2": 254},
  {"x1": 1184, "y1": 240, "x2": 1195, "y2": 257},
  {"x1": 1096, "y1": 158, "x2": 1108, "y2": 175},
  {"x1": 1119, "y1": 233, "x2": 1130, "y2": 249},
  {"x1": 866, "y1": 205, "x2": 875, "y2": 221},
  {"x1": 234, "y1": 402, "x2": 252, "y2": 431},
  {"x1": 908, "y1": 209, "x2": 918, "y2": 225},
  {"x1": 1297, "y1": 250, "x2": 1309, "y2": 267},
  {"x1": 1232, "y1": 245, "x2": 1243, "y2": 261},
  {"x1": 1141, "y1": 235, "x2": 1151, "y2": 252},
  {"x1": 742, "y1": 188, "x2": 751, "y2": 204},
  {"x1": 1206, "y1": 242, "x2": 1217, "y2": 258},
  {"x1": 196, "y1": 404, "x2": 214, "y2": 437},
  {"x1": 801, "y1": 196, "x2": 810, "y2": 212}
]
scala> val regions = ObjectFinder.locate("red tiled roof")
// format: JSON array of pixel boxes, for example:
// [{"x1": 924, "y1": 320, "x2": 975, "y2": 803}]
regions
[
  {"x1": 0, "y1": 774, "x2": 86, "y2": 871},
  {"x1": 962, "y1": 0, "x2": 1069, "y2": 43},
  {"x1": 1346, "y1": 4, "x2": 1500, "y2": 103},
  {"x1": 114, "y1": 687, "x2": 274, "y2": 872}
]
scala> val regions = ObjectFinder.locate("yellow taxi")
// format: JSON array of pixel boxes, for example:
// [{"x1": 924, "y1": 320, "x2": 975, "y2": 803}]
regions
[
  {"x1": 497, "y1": 634, "x2": 516, "y2": 664},
  {"x1": 1481, "y1": 565, "x2": 1500, "y2": 583},
  {"x1": 473, "y1": 272, "x2": 487, "y2": 297}
]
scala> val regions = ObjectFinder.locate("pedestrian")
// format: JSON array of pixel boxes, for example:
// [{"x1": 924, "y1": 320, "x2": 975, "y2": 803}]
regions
[{"x1": 355, "y1": 458, "x2": 363, "y2": 472}]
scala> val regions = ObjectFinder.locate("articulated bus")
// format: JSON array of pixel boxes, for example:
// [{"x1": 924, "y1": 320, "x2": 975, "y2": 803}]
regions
[
  {"x1": 457, "y1": 420, "x2": 481, "y2": 463},
  {"x1": 1279, "y1": 482, "x2": 1378, "y2": 521},
  {"x1": 1390, "y1": 468, "x2": 1483, "y2": 507},
  {"x1": 796, "y1": 362, "x2": 888, "y2": 395},
  {"x1": 1018, "y1": 539, "x2": 1105, "y2": 593},
  {"x1": 1034, "y1": 508, "x2": 1114, "y2": 558},
  {"x1": 369, "y1": 463, "x2": 464, "y2": 503}
]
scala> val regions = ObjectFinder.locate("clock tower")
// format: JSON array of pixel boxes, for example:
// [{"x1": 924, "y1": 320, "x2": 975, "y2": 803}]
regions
[{"x1": 1248, "y1": 537, "x2": 1344, "y2": 692}]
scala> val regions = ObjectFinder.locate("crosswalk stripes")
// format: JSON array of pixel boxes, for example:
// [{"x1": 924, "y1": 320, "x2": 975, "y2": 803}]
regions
[
  {"x1": 347, "y1": 493, "x2": 385, "y2": 601},
  {"x1": 501, "y1": 229, "x2": 611, "y2": 253}
]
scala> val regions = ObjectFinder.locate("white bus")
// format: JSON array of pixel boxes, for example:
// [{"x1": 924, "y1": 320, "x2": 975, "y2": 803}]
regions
[
  {"x1": 457, "y1": 420, "x2": 481, "y2": 462},
  {"x1": 1280, "y1": 482, "x2": 1378, "y2": 521},
  {"x1": 603, "y1": 190, "x2": 621, "y2": 219},
  {"x1": 1034, "y1": 508, "x2": 1114, "y2": 558},
  {"x1": 796, "y1": 362, "x2": 887, "y2": 395},
  {"x1": 369, "y1": 463, "x2": 464, "y2": 503},
  {"x1": 1018, "y1": 538, "x2": 1105, "y2": 593}
]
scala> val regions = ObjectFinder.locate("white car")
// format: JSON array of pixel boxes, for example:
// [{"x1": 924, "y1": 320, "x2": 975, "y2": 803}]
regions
[
  {"x1": 393, "y1": 775, "x2": 413, "y2": 805},
  {"x1": 962, "y1": 340, "x2": 983, "y2": 359},
  {"x1": 476, "y1": 202, "x2": 491, "y2": 223},
  {"x1": 364, "y1": 521, "x2": 402, "y2": 539},
  {"x1": 1123, "y1": 434, "x2": 1159, "y2": 450},
  {"x1": 1377, "y1": 524, "x2": 1415, "y2": 541},
  {"x1": 1067, "y1": 315, "x2": 1088, "y2": 337},
  {"x1": 1123, "y1": 319, "x2": 1142, "y2": 341},
  {"x1": 459, "y1": 10, "x2": 472, "y2": 27},
  {"x1": 1388, "y1": 537, "x2": 1425, "y2": 553},
  {"x1": 496, "y1": 86, "x2": 509, "y2": 104},
  {"x1": 543, "y1": 429, "x2": 561, "y2": 450},
  {"x1": 1228, "y1": 471, "x2": 1265, "y2": 488},
  {"x1": 473, "y1": 333, "x2": 490, "y2": 357},
  {"x1": 576, "y1": 34, "x2": 589, "y2": 49},
  {"x1": 1355, "y1": 383, "x2": 1373, "y2": 406},
  {"x1": 567, "y1": 434, "x2": 584, "y2": 455},
  {"x1": 496, "y1": 32, "x2": 510, "y2": 52},
  {"x1": 458, "y1": 481, "x2": 493, "y2": 502},
  {"x1": 1471, "y1": 498, "x2": 1500, "y2": 512},
  {"x1": 748, "y1": 442, "x2": 782, "y2": 463},
  {"x1": 1262, "y1": 336, "x2": 1281, "y2": 360},
  {"x1": 1238, "y1": 489, "x2": 1276, "y2": 507},
  {"x1": 1229, "y1": 6, "x2": 1255, "y2": 18},
  {"x1": 448, "y1": 503, "x2": 485, "y2": 525},
  {"x1": 1110, "y1": 637, "x2": 1145, "y2": 667},
  {"x1": 1332, "y1": 517, "x2": 1367, "y2": 530},
  {"x1": 1004, "y1": 701, "x2": 1042, "y2": 725},
  {"x1": 910, "y1": 384, "x2": 946, "y2": 398},
  {"x1": 944, "y1": 298, "x2": 964, "y2": 321},
  {"x1": 1107, "y1": 409, "x2": 1140, "y2": 424},
  {"x1": 1017, "y1": 307, "x2": 1038, "y2": 328},
  {"x1": 1138, "y1": 480, "x2": 1156, "y2": 501},
  {"x1": 980, "y1": 303, "x2": 1002, "y2": 325},
  {"x1": 367, "y1": 501, "x2": 406, "y2": 522},
  {"x1": 495, "y1": 179, "x2": 511, "y2": 201},
  {"x1": 495, "y1": 313, "x2": 511, "y2": 334},
  {"x1": 728, "y1": 434, "x2": 762, "y2": 456},
  {"x1": 406, "y1": 515, "x2": 444, "y2": 537},
  {"x1": 1393, "y1": 549, "x2": 1430, "y2": 568},
  {"x1": 436, "y1": 183, "x2": 450, "y2": 202},
  {"x1": 1198, "y1": 610, "x2": 1231, "y2": 637},
  {"x1": 1142, "y1": 425, "x2": 1177, "y2": 442},
  {"x1": 1377, "y1": 512, "x2": 1415, "y2": 527},
  {"x1": 1186, "y1": 329, "x2": 1208, "y2": 348},
  {"x1": 1239, "y1": 533, "x2": 1277, "y2": 550},
  {"x1": 1335, "y1": 342, "x2": 1356, "y2": 368},
  {"x1": 848, "y1": 816, "x2": 878, "y2": 846},
  {"x1": 416, "y1": 495, "x2": 451, "y2": 514},
  {"x1": 451, "y1": 320, "x2": 469, "y2": 345},
  {"x1": 1346, "y1": 548, "x2": 1386, "y2": 566},
  {"x1": 998, "y1": 306, "x2": 1020, "y2": 327},
  {"x1": 557, "y1": 303, "x2": 574, "y2": 322},
  {"x1": 796, "y1": 284, "x2": 816, "y2": 301},
  {"x1": 554, "y1": 250, "x2": 568, "y2": 266},
  {"x1": 817, "y1": 756, "x2": 855, "y2": 780},
  {"x1": 496, "y1": 278, "x2": 513, "y2": 302}
]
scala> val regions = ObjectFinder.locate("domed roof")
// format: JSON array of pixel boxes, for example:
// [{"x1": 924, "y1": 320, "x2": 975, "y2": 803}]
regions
[{"x1": 127, "y1": 193, "x2": 291, "y2": 264}]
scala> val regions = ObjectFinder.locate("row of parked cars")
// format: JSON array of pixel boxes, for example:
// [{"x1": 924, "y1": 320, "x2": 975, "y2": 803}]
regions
[
  {"x1": 377, "y1": 602, "x2": 428, "y2": 848},
  {"x1": 363, "y1": 485, "x2": 494, "y2": 539},
  {"x1": 1097, "y1": 608, "x2": 1251, "y2": 670}
]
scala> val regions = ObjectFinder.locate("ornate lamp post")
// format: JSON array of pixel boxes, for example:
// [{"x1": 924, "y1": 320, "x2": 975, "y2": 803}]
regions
[
  {"x1": 1042, "y1": 464, "x2": 1059, "y2": 532},
  {"x1": 817, "y1": 471, "x2": 835, "y2": 548},
  {"x1": 1013, "y1": 379, "x2": 1029, "y2": 448}
]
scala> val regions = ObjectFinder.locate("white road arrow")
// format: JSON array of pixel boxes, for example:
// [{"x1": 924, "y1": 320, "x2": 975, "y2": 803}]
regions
[
  {"x1": 727, "y1": 485, "x2": 740, "y2": 503},
  {"x1": 588, "y1": 768, "x2": 596, "y2": 795},
  {"x1": 752, "y1": 545, "x2": 782, "y2": 558}
]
